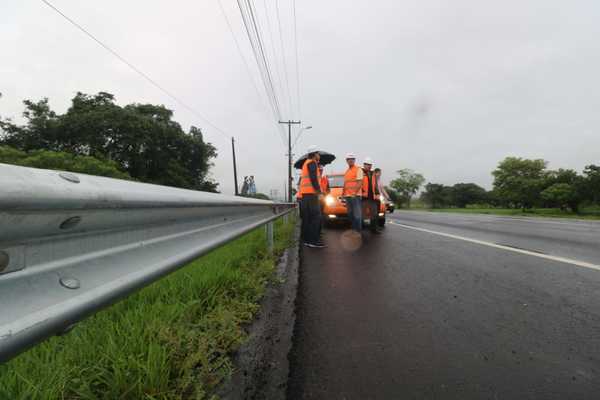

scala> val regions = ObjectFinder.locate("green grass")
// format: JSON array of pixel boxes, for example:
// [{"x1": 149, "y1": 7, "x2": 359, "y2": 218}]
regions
[
  {"x1": 410, "y1": 207, "x2": 600, "y2": 220},
  {"x1": 0, "y1": 217, "x2": 296, "y2": 400}
]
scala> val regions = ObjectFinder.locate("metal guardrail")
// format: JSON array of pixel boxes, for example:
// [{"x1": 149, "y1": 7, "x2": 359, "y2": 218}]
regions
[{"x1": 0, "y1": 163, "x2": 295, "y2": 363}]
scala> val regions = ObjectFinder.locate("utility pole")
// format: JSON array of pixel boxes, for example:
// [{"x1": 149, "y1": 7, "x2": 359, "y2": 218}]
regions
[
  {"x1": 279, "y1": 120, "x2": 301, "y2": 202},
  {"x1": 231, "y1": 137, "x2": 239, "y2": 196}
]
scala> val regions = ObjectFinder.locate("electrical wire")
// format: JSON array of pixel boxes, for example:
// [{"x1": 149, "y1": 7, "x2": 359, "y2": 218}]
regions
[
  {"x1": 237, "y1": 0, "x2": 288, "y2": 144},
  {"x1": 217, "y1": 0, "x2": 285, "y2": 146},
  {"x1": 292, "y1": 0, "x2": 302, "y2": 120},
  {"x1": 275, "y1": 0, "x2": 293, "y2": 118},
  {"x1": 40, "y1": 0, "x2": 232, "y2": 141}
]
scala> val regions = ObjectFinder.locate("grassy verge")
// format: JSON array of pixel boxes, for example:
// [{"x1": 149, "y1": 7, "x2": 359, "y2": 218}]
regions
[
  {"x1": 408, "y1": 207, "x2": 600, "y2": 220},
  {"x1": 0, "y1": 216, "x2": 296, "y2": 400}
]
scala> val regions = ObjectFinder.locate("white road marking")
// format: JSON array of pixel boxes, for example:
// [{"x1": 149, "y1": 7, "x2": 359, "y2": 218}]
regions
[{"x1": 388, "y1": 221, "x2": 600, "y2": 271}]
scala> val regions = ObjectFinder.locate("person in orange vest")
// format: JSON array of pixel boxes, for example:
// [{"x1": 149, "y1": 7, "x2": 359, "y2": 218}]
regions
[
  {"x1": 296, "y1": 175, "x2": 305, "y2": 240},
  {"x1": 300, "y1": 145, "x2": 325, "y2": 248},
  {"x1": 317, "y1": 164, "x2": 329, "y2": 239},
  {"x1": 361, "y1": 157, "x2": 381, "y2": 234},
  {"x1": 342, "y1": 152, "x2": 363, "y2": 233},
  {"x1": 319, "y1": 164, "x2": 329, "y2": 194}
]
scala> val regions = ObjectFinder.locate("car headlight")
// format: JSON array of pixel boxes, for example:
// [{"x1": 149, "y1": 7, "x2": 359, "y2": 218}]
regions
[{"x1": 325, "y1": 195, "x2": 335, "y2": 206}]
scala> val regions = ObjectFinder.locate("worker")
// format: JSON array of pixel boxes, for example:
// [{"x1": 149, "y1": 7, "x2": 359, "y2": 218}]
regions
[
  {"x1": 319, "y1": 164, "x2": 329, "y2": 194},
  {"x1": 296, "y1": 176, "x2": 304, "y2": 240},
  {"x1": 362, "y1": 157, "x2": 381, "y2": 234},
  {"x1": 299, "y1": 145, "x2": 325, "y2": 248},
  {"x1": 317, "y1": 164, "x2": 329, "y2": 239},
  {"x1": 374, "y1": 168, "x2": 391, "y2": 202},
  {"x1": 342, "y1": 153, "x2": 363, "y2": 233}
]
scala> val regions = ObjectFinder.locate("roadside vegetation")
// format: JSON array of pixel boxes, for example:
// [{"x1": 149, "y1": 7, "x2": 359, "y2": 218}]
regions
[
  {"x1": 0, "y1": 217, "x2": 296, "y2": 400},
  {"x1": 385, "y1": 157, "x2": 600, "y2": 220},
  {"x1": 0, "y1": 92, "x2": 218, "y2": 191}
]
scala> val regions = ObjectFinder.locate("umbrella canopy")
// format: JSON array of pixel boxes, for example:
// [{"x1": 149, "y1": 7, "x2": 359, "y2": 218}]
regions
[{"x1": 294, "y1": 151, "x2": 336, "y2": 169}]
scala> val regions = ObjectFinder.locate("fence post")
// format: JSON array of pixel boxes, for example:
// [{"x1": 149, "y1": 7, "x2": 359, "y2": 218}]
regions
[{"x1": 266, "y1": 221, "x2": 274, "y2": 254}]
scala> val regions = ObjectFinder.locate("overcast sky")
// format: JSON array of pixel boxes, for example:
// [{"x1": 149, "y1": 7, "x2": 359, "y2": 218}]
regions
[{"x1": 2, "y1": 0, "x2": 599, "y2": 197}]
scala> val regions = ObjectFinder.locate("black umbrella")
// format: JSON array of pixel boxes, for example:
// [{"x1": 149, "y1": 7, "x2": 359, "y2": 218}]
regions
[{"x1": 293, "y1": 151, "x2": 336, "y2": 169}]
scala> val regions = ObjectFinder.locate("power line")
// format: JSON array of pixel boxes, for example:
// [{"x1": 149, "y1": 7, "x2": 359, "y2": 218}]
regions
[
  {"x1": 216, "y1": 0, "x2": 285, "y2": 146},
  {"x1": 292, "y1": 0, "x2": 302, "y2": 120},
  {"x1": 261, "y1": 0, "x2": 286, "y2": 117},
  {"x1": 40, "y1": 0, "x2": 232, "y2": 141},
  {"x1": 237, "y1": 0, "x2": 287, "y2": 144},
  {"x1": 275, "y1": 0, "x2": 293, "y2": 118}
]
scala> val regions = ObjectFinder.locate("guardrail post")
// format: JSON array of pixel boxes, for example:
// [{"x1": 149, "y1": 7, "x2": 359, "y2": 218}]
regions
[{"x1": 266, "y1": 221, "x2": 274, "y2": 254}]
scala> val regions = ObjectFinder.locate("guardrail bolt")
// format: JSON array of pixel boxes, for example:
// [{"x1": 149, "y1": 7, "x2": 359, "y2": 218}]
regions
[
  {"x1": 0, "y1": 251, "x2": 9, "y2": 272},
  {"x1": 60, "y1": 216, "x2": 82, "y2": 230},
  {"x1": 59, "y1": 172, "x2": 80, "y2": 183},
  {"x1": 59, "y1": 277, "x2": 80, "y2": 290}
]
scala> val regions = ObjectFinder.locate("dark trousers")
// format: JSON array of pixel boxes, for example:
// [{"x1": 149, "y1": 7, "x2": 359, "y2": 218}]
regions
[
  {"x1": 301, "y1": 194, "x2": 322, "y2": 244},
  {"x1": 365, "y1": 198, "x2": 379, "y2": 232}
]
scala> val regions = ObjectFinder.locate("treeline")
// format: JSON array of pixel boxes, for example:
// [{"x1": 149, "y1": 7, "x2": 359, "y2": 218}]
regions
[
  {"x1": 0, "y1": 92, "x2": 218, "y2": 191},
  {"x1": 419, "y1": 157, "x2": 600, "y2": 212}
]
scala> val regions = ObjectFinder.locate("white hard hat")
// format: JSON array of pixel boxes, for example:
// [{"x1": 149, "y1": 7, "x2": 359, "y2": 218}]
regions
[
  {"x1": 306, "y1": 145, "x2": 318, "y2": 154},
  {"x1": 345, "y1": 152, "x2": 356, "y2": 159},
  {"x1": 363, "y1": 157, "x2": 374, "y2": 165}
]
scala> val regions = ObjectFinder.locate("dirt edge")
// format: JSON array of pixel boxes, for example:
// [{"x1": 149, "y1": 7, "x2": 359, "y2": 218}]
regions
[{"x1": 218, "y1": 224, "x2": 300, "y2": 400}]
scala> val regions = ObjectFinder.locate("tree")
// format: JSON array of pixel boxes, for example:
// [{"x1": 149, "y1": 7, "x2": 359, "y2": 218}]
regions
[
  {"x1": 583, "y1": 165, "x2": 600, "y2": 204},
  {"x1": 451, "y1": 183, "x2": 487, "y2": 208},
  {"x1": 541, "y1": 168, "x2": 585, "y2": 212},
  {"x1": 492, "y1": 157, "x2": 547, "y2": 209},
  {"x1": 541, "y1": 183, "x2": 581, "y2": 212},
  {"x1": 389, "y1": 169, "x2": 425, "y2": 208},
  {"x1": 421, "y1": 183, "x2": 449, "y2": 208},
  {"x1": 0, "y1": 92, "x2": 218, "y2": 192}
]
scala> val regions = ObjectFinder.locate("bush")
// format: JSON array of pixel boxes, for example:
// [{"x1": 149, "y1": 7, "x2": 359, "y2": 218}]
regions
[{"x1": 0, "y1": 145, "x2": 131, "y2": 180}]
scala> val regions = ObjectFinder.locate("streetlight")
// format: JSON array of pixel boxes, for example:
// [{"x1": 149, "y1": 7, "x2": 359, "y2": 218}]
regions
[{"x1": 292, "y1": 125, "x2": 312, "y2": 150}]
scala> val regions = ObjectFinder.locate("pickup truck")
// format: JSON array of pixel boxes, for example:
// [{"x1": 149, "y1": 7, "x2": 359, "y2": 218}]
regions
[{"x1": 321, "y1": 173, "x2": 388, "y2": 227}]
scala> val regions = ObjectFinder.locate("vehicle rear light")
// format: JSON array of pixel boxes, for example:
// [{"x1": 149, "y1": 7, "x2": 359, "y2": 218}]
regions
[{"x1": 328, "y1": 214, "x2": 337, "y2": 219}]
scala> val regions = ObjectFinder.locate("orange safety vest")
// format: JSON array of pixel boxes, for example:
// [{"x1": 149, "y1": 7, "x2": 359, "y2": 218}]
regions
[
  {"x1": 320, "y1": 175, "x2": 329, "y2": 193},
  {"x1": 296, "y1": 177, "x2": 303, "y2": 200},
  {"x1": 343, "y1": 165, "x2": 363, "y2": 197},
  {"x1": 299, "y1": 159, "x2": 321, "y2": 195},
  {"x1": 362, "y1": 170, "x2": 380, "y2": 198}
]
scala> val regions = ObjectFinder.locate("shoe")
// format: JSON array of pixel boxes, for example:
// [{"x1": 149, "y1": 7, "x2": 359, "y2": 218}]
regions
[
  {"x1": 371, "y1": 230, "x2": 382, "y2": 234},
  {"x1": 306, "y1": 242, "x2": 326, "y2": 248}
]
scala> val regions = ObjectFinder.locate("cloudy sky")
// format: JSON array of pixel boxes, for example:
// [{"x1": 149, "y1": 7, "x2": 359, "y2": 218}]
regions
[{"x1": 2, "y1": 0, "x2": 599, "y2": 197}]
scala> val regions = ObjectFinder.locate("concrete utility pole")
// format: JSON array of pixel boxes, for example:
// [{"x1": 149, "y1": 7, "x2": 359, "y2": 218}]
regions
[
  {"x1": 279, "y1": 120, "x2": 301, "y2": 202},
  {"x1": 231, "y1": 137, "x2": 239, "y2": 196}
]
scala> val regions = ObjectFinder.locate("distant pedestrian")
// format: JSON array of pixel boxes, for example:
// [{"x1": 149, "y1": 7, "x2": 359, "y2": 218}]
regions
[
  {"x1": 300, "y1": 145, "x2": 325, "y2": 248},
  {"x1": 241, "y1": 176, "x2": 249, "y2": 196},
  {"x1": 248, "y1": 176, "x2": 256, "y2": 195},
  {"x1": 342, "y1": 153, "x2": 363, "y2": 233}
]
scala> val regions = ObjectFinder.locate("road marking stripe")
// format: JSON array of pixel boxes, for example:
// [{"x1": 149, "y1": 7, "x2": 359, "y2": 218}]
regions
[{"x1": 388, "y1": 221, "x2": 600, "y2": 271}]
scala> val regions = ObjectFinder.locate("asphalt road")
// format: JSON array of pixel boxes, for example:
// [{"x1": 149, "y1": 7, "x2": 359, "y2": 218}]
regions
[{"x1": 287, "y1": 211, "x2": 600, "y2": 399}]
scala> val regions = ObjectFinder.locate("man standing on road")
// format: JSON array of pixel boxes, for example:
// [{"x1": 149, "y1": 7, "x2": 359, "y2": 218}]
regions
[
  {"x1": 319, "y1": 164, "x2": 329, "y2": 194},
  {"x1": 300, "y1": 146, "x2": 325, "y2": 248},
  {"x1": 362, "y1": 158, "x2": 381, "y2": 234},
  {"x1": 342, "y1": 153, "x2": 363, "y2": 234}
]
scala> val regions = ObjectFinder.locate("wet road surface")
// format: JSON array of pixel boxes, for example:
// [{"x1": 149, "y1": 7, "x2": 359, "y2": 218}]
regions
[{"x1": 287, "y1": 212, "x2": 600, "y2": 399}]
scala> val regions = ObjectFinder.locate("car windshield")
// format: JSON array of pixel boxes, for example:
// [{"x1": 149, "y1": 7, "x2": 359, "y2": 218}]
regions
[{"x1": 327, "y1": 175, "x2": 344, "y2": 188}]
